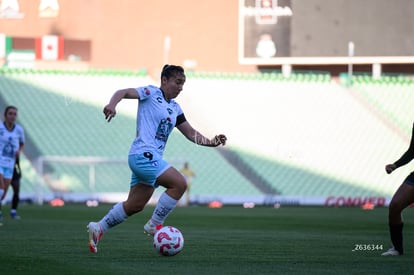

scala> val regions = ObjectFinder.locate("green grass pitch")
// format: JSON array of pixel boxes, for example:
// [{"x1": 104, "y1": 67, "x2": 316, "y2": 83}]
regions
[{"x1": 0, "y1": 204, "x2": 413, "y2": 274}]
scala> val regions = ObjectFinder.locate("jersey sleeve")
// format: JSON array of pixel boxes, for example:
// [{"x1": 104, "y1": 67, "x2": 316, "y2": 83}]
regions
[
  {"x1": 135, "y1": 86, "x2": 153, "y2": 101},
  {"x1": 176, "y1": 113, "x2": 187, "y2": 126},
  {"x1": 175, "y1": 102, "x2": 186, "y2": 126}
]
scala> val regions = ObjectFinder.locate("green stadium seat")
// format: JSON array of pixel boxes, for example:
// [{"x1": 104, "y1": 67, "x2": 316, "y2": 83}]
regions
[{"x1": 1, "y1": 69, "x2": 410, "y2": 204}]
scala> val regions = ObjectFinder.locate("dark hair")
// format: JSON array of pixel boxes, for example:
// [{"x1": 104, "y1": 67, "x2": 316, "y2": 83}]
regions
[
  {"x1": 4, "y1": 105, "x2": 17, "y2": 116},
  {"x1": 161, "y1": 64, "x2": 185, "y2": 80}
]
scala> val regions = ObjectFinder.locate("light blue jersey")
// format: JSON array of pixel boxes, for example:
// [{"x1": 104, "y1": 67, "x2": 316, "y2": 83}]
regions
[
  {"x1": 128, "y1": 85, "x2": 184, "y2": 160},
  {"x1": 0, "y1": 122, "x2": 25, "y2": 169}
]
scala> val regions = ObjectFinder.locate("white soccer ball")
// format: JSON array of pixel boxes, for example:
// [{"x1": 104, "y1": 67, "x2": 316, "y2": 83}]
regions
[{"x1": 153, "y1": 226, "x2": 184, "y2": 256}]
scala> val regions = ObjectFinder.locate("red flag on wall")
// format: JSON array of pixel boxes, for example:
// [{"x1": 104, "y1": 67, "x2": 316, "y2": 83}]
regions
[{"x1": 35, "y1": 35, "x2": 64, "y2": 60}]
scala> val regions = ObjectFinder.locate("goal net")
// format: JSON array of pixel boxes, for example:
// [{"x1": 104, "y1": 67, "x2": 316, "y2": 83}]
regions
[{"x1": 34, "y1": 156, "x2": 184, "y2": 205}]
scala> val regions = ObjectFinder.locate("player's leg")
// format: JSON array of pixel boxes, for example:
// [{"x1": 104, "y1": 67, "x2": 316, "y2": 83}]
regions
[
  {"x1": 0, "y1": 173, "x2": 12, "y2": 225},
  {"x1": 0, "y1": 173, "x2": 4, "y2": 225},
  {"x1": 0, "y1": 172, "x2": 11, "y2": 200},
  {"x1": 0, "y1": 173, "x2": 4, "y2": 198},
  {"x1": 186, "y1": 183, "x2": 191, "y2": 206},
  {"x1": 87, "y1": 154, "x2": 160, "y2": 253},
  {"x1": 144, "y1": 167, "x2": 187, "y2": 235},
  {"x1": 10, "y1": 178, "x2": 20, "y2": 219},
  {"x1": 383, "y1": 180, "x2": 414, "y2": 256},
  {"x1": 87, "y1": 184, "x2": 154, "y2": 253},
  {"x1": 1, "y1": 177, "x2": 11, "y2": 200},
  {"x1": 99, "y1": 183, "x2": 154, "y2": 231}
]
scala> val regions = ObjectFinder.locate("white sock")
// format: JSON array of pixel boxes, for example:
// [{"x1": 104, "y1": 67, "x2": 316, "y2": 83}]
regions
[
  {"x1": 98, "y1": 202, "x2": 128, "y2": 233},
  {"x1": 151, "y1": 192, "x2": 178, "y2": 225}
]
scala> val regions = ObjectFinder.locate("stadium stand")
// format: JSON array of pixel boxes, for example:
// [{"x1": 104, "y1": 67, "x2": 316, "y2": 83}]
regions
[
  {"x1": 180, "y1": 75, "x2": 410, "y2": 197},
  {"x1": 0, "y1": 69, "x2": 412, "y2": 204},
  {"x1": 0, "y1": 69, "x2": 260, "y2": 203},
  {"x1": 352, "y1": 81, "x2": 414, "y2": 136}
]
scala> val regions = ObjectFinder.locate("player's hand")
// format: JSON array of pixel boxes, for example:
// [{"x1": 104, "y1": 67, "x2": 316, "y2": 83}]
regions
[
  {"x1": 103, "y1": 104, "x2": 116, "y2": 122},
  {"x1": 211, "y1": 134, "x2": 227, "y2": 146},
  {"x1": 385, "y1": 164, "x2": 397, "y2": 174}
]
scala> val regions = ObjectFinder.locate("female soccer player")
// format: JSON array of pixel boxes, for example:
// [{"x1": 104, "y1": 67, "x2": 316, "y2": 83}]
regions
[
  {"x1": 382, "y1": 123, "x2": 414, "y2": 256},
  {"x1": 0, "y1": 106, "x2": 25, "y2": 225},
  {"x1": 87, "y1": 64, "x2": 227, "y2": 253}
]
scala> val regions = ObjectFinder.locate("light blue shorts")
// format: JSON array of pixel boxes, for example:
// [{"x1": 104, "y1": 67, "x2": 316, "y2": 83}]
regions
[
  {"x1": 0, "y1": 166, "x2": 13, "y2": 180},
  {"x1": 128, "y1": 153, "x2": 170, "y2": 188}
]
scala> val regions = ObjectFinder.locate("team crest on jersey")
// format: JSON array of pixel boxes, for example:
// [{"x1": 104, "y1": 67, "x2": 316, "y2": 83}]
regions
[
  {"x1": 144, "y1": 88, "x2": 151, "y2": 95},
  {"x1": 155, "y1": 117, "x2": 173, "y2": 142},
  {"x1": 167, "y1": 108, "x2": 173, "y2": 115},
  {"x1": 1, "y1": 137, "x2": 15, "y2": 158}
]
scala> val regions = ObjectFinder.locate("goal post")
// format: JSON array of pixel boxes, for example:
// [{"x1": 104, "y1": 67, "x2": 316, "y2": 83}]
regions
[{"x1": 35, "y1": 156, "x2": 127, "y2": 205}]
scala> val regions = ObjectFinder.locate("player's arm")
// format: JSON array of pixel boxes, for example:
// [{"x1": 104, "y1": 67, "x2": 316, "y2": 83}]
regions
[
  {"x1": 16, "y1": 142, "x2": 24, "y2": 158},
  {"x1": 386, "y1": 123, "x2": 414, "y2": 174},
  {"x1": 103, "y1": 88, "x2": 138, "y2": 122},
  {"x1": 176, "y1": 120, "x2": 227, "y2": 147},
  {"x1": 16, "y1": 126, "x2": 25, "y2": 158},
  {"x1": 386, "y1": 146, "x2": 414, "y2": 174}
]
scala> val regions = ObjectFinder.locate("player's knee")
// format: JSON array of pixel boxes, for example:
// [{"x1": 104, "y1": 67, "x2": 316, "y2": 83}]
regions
[
  {"x1": 171, "y1": 180, "x2": 187, "y2": 198},
  {"x1": 178, "y1": 180, "x2": 187, "y2": 194},
  {"x1": 389, "y1": 200, "x2": 403, "y2": 213}
]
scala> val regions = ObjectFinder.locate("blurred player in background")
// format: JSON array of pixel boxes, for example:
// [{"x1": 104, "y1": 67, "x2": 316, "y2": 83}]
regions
[
  {"x1": 87, "y1": 64, "x2": 227, "y2": 253},
  {"x1": 180, "y1": 162, "x2": 196, "y2": 206},
  {"x1": 0, "y1": 106, "x2": 25, "y2": 225},
  {"x1": 8, "y1": 157, "x2": 22, "y2": 219},
  {"x1": 382, "y1": 123, "x2": 414, "y2": 256}
]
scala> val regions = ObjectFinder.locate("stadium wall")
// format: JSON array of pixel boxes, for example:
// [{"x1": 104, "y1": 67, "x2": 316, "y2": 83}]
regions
[
  {"x1": 1, "y1": 0, "x2": 413, "y2": 75},
  {"x1": 1, "y1": 0, "x2": 252, "y2": 74}
]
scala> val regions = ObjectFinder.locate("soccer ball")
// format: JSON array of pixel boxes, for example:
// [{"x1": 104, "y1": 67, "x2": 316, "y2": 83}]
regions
[{"x1": 153, "y1": 226, "x2": 184, "y2": 256}]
